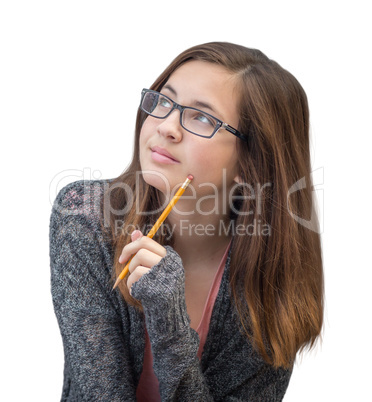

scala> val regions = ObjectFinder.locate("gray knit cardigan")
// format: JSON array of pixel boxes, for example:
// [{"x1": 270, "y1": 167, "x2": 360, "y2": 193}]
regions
[{"x1": 50, "y1": 180, "x2": 292, "y2": 401}]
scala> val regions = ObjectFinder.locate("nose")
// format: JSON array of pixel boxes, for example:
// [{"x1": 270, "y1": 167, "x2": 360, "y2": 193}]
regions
[{"x1": 156, "y1": 109, "x2": 183, "y2": 142}]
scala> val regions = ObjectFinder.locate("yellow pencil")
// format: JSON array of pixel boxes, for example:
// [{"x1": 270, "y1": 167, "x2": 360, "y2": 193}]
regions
[{"x1": 112, "y1": 174, "x2": 194, "y2": 290}]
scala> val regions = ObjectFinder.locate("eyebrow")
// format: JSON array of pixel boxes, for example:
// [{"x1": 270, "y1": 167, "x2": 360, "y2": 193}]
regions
[{"x1": 162, "y1": 84, "x2": 221, "y2": 118}]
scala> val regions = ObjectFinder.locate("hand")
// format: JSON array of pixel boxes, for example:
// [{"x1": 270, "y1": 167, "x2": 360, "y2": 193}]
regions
[{"x1": 119, "y1": 230, "x2": 167, "y2": 294}]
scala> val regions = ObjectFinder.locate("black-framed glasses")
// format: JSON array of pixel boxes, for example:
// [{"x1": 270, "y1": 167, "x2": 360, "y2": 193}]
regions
[{"x1": 140, "y1": 89, "x2": 247, "y2": 141}]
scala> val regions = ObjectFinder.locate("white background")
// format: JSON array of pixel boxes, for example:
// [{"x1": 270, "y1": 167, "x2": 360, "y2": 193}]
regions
[{"x1": 1, "y1": 1, "x2": 371, "y2": 400}]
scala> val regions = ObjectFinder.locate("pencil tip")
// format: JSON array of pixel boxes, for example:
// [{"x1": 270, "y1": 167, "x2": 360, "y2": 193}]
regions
[{"x1": 113, "y1": 277, "x2": 121, "y2": 290}]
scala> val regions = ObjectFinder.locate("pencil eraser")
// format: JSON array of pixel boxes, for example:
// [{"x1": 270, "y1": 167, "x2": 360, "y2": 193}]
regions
[{"x1": 187, "y1": 174, "x2": 194, "y2": 180}]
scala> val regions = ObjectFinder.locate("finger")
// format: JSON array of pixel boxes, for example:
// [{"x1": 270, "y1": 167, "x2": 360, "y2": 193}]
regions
[
  {"x1": 119, "y1": 236, "x2": 166, "y2": 264},
  {"x1": 128, "y1": 248, "x2": 163, "y2": 274},
  {"x1": 131, "y1": 230, "x2": 143, "y2": 242},
  {"x1": 118, "y1": 231, "x2": 144, "y2": 264},
  {"x1": 127, "y1": 265, "x2": 151, "y2": 294}
]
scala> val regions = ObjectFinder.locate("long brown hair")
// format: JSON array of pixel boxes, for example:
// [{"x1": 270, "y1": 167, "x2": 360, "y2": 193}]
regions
[{"x1": 104, "y1": 42, "x2": 324, "y2": 368}]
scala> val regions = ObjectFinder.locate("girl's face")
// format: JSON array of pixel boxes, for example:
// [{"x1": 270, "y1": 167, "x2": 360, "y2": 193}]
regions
[{"x1": 139, "y1": 60, "x2": 240, "y2": 199}]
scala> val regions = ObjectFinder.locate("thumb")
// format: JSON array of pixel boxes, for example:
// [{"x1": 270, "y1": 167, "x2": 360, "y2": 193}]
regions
[{"x1": 131, "y1": 230, "x2": 143, "y2": 242}]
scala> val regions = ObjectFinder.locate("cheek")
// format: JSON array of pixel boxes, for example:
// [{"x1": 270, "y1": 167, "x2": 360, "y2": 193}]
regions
[
  {"x1": 199, "y1": 142, "x2": 236, "y2": 167},
  {"x1": 190, "y1": 143, "x2": 238, "y2": 181},
  {"x1": 192, "y1": 147, "x2": 210, "y2": 168}
]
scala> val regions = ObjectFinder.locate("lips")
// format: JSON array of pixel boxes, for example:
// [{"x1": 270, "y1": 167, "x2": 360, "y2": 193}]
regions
[{"x1": 151, "y1": 146, "x2": 180, "y2": 164}]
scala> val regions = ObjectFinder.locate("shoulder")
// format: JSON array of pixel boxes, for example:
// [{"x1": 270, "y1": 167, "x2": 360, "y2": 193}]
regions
[
  {"x1": 51, "y1": 179, "x2": 110, "y2": 220},
  {"x1": 49, "y1": 179, "x2": 113, "y2": 265},
  {"x1": 50, "y1": 179, "x2": 114, "y2": 234}
]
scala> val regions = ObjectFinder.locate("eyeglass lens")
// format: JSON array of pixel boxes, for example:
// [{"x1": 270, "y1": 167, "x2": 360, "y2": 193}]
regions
[{"x1": 141, "y1": 91, "x2": 218, "y2": 137}]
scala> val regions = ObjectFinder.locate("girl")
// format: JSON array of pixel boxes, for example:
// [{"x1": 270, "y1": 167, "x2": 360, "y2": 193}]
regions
[{"x1": 50, "y1": 42, "x2": 323, "y2": 401}]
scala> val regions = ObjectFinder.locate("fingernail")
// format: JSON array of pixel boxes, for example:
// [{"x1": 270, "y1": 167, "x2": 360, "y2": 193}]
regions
[{"x1": 131, "y1": 230, "x2": 141, "y2": 241}]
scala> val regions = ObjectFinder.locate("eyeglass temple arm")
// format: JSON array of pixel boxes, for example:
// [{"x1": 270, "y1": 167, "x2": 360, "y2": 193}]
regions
[{"x1": 222, "y1": 123, "x2": 248, "y2": 142}]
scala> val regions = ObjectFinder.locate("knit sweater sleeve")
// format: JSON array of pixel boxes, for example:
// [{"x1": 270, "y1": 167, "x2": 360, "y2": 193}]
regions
[
  {"x1": 50, "y1": 181, "x2": 137, "y2": 401},
  {"x1": 131, "y1": 246, "x2": 214, "y2": 401}
]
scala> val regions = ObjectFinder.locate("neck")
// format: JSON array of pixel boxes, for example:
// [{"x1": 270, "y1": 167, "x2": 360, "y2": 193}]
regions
[
  {"x1": 165, "y1": 206, "x2": 233, "y2": 267},
  {"x1": 156, "y1": 179, "x2": 237, "y2": 266}
]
